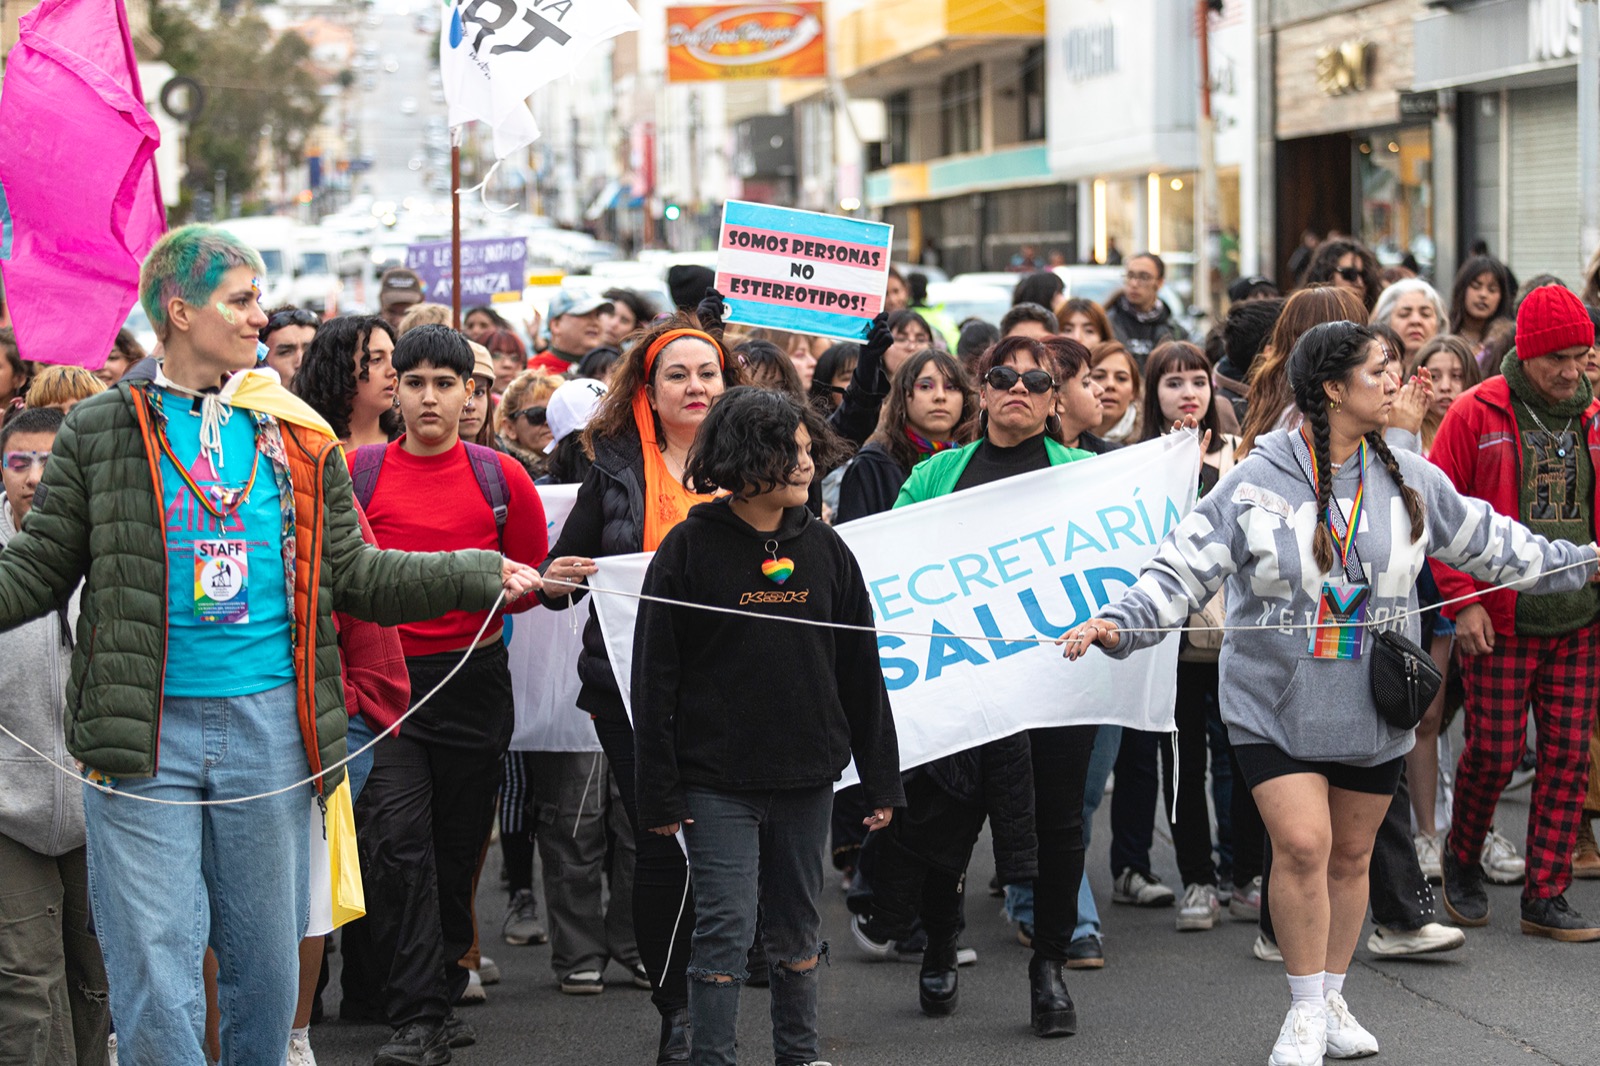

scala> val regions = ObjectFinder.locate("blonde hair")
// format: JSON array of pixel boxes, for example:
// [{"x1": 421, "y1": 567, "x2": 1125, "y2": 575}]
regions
[
  {"x1": 398, "y1": 302, "x2": 452, "y2": 334},
  {"x1": 26, "y1": 365, "x2": 106, "y2": 408},
  {"x1": 495, "y1": 368, "x2": 563, "y2": 435}
]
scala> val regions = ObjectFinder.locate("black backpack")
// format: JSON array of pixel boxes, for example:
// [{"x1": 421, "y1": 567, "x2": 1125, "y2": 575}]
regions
[{"x1": 348, "y1": 442, "x2": 509, "y2": 550}]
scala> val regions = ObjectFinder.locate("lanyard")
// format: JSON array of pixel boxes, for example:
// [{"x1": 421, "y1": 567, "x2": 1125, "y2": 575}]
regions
[
  {"x1": 1298, "y1": 425, "x2": 1366, "y2": 575},
  {"x1": 152, "y1": 392, "x2": 261, "y2": 520}
]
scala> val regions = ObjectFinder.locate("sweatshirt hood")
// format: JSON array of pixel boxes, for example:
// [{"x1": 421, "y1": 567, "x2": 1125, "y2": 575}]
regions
[{"x1": 691, "y1": 496, "x2": 813, "y2": 542}]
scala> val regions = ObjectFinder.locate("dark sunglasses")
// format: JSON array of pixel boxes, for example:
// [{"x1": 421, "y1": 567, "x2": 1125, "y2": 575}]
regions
[
  {"x1": 510, "y1": 406, "x2": 548, "y2": 426},
  {"x1": 1335, "y1": 266, "x2": 1364, "y2": 284},
  {"x1": 984, "y1": 366, "x2": 1056, "y2": 394},
  {"x1": 264, "y1": 308, "x2": 319, "y2": 332}
]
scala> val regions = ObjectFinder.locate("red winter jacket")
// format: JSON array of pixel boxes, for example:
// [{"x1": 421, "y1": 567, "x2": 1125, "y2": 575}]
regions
[
  {"x1": 1427, "y1": 375, "x2": 1600, "y2": 632},
  {"x1": 336, "y1": 506, "x2": 411, "y2": 733}
]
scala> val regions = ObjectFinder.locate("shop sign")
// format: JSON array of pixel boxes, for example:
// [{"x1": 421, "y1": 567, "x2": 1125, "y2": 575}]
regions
[
  {"x1": 1398, "y1": 90, "x2": 1438, "y2": 121},
  {"x1": 1528, "y1": 0, "x2": 1582, "y2": 62},
  {"x1": 1061, "y1": 21, "x2": 1116, "y2": 82},
  {"x1": 665, "y1": 4, "x2": 826, "y2": 82},
  {"x1": 1315, "y1": 38, "x2": 1371, "y2": 97}
]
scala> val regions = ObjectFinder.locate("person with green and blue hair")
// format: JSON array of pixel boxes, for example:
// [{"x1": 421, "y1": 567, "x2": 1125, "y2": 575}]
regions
[{"x1": 0, "y1": 223, "x2": 544, "y2": 1066}]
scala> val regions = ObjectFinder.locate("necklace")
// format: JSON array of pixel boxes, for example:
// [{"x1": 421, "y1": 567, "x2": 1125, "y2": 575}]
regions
[{"x1": 1524, "y1": 406, "x2": 1576, "y2": 457}]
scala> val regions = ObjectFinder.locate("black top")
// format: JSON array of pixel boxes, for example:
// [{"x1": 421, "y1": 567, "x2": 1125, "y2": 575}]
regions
[
  {"x1": 952, "y1": 432, "x2": 1052, "y2": 492},
  {"x1": 631, "y1": 498, "x2": 904, "y2": 826},
  {"x1": 836, "y1": 442, "x2": 910, "y2": 523}
]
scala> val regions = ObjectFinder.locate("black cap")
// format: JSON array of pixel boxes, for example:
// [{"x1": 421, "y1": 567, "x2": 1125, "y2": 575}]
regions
[{"x1": 1227, "y1": 275, "x2": 1279, "y2": 302}]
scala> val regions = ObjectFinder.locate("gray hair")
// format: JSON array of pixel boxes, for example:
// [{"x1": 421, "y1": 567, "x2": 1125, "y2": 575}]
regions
[{"x1": 1370, "y1": 277, "x2": 1446, "y2": 331}]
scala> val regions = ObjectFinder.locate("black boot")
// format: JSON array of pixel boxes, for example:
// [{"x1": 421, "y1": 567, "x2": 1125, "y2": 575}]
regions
[
  {"x1": 918, "y1": 935, "x2": 959, "y2": 1017},
  {"x1": 1028, "y1": 955, "x2": 1078, "y2": 1038},
  {"x1": 655, "y1": 1007, "x2": 690, "y2": 1066},
  {"x1": 1441, "y1": 849, "x2": 1489, "y2": 927}
]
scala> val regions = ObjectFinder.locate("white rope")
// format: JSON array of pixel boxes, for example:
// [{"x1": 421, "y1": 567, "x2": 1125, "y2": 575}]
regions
[{"x1": 0, "y1": 591, "x2": 508, "y2": 807}]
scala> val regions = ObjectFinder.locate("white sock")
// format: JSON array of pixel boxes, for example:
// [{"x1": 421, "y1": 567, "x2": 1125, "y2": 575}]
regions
[
  {"x1": 1324, "y1": 971, "x2": 1346, "y2": 998},
  {"x1": 290, "y1": 1026, "x2": 309, "y2": 1042},
  {"x1": 1287, "y1": 971, "x2": 1325, "y2": 1007}
]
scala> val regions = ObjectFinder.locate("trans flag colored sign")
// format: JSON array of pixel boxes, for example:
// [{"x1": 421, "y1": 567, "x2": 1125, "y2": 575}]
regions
[{"x1": 714, "y1": 200, "x2": 894, "y2": 342}]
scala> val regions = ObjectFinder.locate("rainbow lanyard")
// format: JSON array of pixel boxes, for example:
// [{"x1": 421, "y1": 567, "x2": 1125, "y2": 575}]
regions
[
  {"x1": 152, "y1": 392, "x2": 261, "y2": 519},
  {"x1": 1300, "y1": 426, "x2": 1367, "y2": 571}
]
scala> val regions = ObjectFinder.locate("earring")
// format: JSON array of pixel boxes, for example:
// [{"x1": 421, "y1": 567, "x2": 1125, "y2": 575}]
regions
[{"x1": 1329, "y1": 398, "x2": 1342, "y2": 412}]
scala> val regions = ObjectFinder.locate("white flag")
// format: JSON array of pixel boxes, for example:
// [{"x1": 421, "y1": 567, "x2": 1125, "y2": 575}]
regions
[{"x1": 439, "y1": 0, "x2": 641, "y2": 159}]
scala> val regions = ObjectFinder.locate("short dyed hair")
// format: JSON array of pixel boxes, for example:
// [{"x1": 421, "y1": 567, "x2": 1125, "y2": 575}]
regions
[
  {"x1": 139, "y1": 224, "x2": 265, "y2": 341},
  {"x1": 25, "y1": 365, "x2": 106, "y2": 408}
]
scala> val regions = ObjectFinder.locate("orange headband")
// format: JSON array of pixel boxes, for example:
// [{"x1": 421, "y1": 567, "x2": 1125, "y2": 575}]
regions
[{"x1": 643, "y1": 328, "x2": 724, "y2": 376}]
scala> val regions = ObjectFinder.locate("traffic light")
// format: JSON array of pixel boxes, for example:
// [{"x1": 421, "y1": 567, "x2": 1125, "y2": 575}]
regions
[{"x1": 664, "y1": 203, "x2": 682, "y2": 221}]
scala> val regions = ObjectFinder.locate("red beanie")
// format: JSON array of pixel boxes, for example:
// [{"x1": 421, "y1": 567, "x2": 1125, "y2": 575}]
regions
[{"x1": 1516, "y1": 284, "x2": 1595, "y2": 360}]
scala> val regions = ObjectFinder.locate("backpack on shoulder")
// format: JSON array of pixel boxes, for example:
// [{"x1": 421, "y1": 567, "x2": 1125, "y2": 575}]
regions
[{"x1": 348, "y1": 442, "x2": 509, "y2": 550}]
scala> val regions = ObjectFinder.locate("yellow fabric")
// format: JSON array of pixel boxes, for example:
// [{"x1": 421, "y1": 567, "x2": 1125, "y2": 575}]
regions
[
  {"x1": 221, "y1": 369, "x2": 340, "y2": 440},
  {"x1": 326, "y1": 778, "x2": 366, "y2": 928}
]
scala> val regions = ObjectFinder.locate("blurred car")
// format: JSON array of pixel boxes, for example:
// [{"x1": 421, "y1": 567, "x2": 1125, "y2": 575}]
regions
[
  {"x1": 399, "y1": 96, "x2": 418, "y2": 115},
  {"x1": 894, "y1": 262, "x2": 949, "y2": 284},
  {"x1": 926, "y1": 281, "x2": 1010, "y2": 329}
]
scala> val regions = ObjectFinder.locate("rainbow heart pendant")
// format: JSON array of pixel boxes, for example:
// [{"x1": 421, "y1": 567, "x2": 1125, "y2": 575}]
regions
[{"x1": 761, "y1": 557, "x2": 795, "y2": 585}]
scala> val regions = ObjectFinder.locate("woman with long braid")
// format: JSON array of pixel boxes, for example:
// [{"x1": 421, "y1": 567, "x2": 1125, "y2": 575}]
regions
[{"x1": 1061, "y1": 320, "x2": 1600, "y2": 1066}]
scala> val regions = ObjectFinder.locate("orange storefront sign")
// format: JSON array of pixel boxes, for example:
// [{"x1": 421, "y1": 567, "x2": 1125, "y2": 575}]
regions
[{"x1": 665, "y1": 4, "x2": 827, "y2": 82}]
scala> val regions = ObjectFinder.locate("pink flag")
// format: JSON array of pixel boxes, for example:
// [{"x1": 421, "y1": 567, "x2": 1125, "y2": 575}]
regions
[{"x1": 0, "y1": 0, "x2": 165, "y2": 369}]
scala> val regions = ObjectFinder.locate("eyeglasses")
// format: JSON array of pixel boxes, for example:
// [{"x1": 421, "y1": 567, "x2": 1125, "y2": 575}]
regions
[
  {"x1": 984, "y1": 366, "x2": 1056, "y2": 394},
  {"x1": 2, "y1": 450, "x2": 48, "y2": 474},
  {"x1": 1124, "y1": 271, "x2": 1159, "y2": 284},
  {"x1": 1335, "y1": 266, "x2": 1364, "y2": 284},
  {"x1": 510, "y1": 406, "x2": 548, "y2": 426},
  {"x1": 264, "y1": 308, "x2": 319, "y2": 332}
]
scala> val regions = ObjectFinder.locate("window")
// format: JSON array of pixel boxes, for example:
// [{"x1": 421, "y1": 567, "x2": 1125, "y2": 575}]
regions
[
  {"x1": 940, "y1": 65, "x2": 981, "y2": 157},
  {"x1": 885, "y1": 91, "x2": 912, "y2": 166},
  {"x1": 1022, "y1": 45, "x2": 1046, "y2": 142}
]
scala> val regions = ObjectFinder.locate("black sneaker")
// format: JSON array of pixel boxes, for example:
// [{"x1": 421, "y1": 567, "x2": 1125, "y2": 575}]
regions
[
  {"x1": 441, "y1": 1011, "x2": 476, "y2": 1049},
  {"x1": 1064, "y1": 935, "x2": 1104, "y2": 970},
  {"x1": 1520, "y1": 894, "x2": 1600, "y2": 942},
  {"x1": 1441, "y1": 849, "x2": 1489, "y2": 927},
  {"x1": 373, "y1": 1021, "x2": 450, "y2": 1066}
]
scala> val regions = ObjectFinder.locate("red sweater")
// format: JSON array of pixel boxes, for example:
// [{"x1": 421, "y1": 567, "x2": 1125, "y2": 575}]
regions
[
  {"x1": 1428, "y1": 375, "x2": 1600, "y2": 631},
  {"x1": 337, "y1": 505, "x2": 411, "y2": 732},
  {"x1": 362, "y1": 439, "x2": 549, "y2": 655}
]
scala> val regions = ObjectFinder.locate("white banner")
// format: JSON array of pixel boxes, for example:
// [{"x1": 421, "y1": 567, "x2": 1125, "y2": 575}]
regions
[
  {"x1": 440, "y1": 0, "x2": 641, "y2": 159},
  {"x1": 507, "y1": 485, "x2": 599, "y2": 752},
  {"x1": 588, "y1": 436, "x2": 1199, "y2": 785}
]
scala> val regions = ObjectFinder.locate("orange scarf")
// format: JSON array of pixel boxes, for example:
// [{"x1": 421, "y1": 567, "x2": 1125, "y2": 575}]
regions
[{"x1": 634, "y1": 328, "x2": 724, "y2": 550}]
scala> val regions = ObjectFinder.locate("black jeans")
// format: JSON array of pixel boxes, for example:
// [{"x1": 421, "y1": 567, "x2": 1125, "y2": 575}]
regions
[
  {"x1": 593, "y1": 713, "x2": 693, "y2": 1017},
  {"x1": 1029, "y1": 724, "x2": 1098, "y2": 961},
  {"x1": 1161, "y1": 662, "x2": 1221, "y2": 887},
  {"x1": 861, "y1": 771, "x2": 983, "y2": 943},
  {"x1": 356, "y1": 648, "x2": 510, "y2": 1027},
  {"x1": 1109, "y1": 728, "x2": 1160, "y2": 880}
]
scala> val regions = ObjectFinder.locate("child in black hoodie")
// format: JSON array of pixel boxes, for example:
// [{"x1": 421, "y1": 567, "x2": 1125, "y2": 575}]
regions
[{"x1": 633, "y1": 387, "x2": 904, "y2": 1066}]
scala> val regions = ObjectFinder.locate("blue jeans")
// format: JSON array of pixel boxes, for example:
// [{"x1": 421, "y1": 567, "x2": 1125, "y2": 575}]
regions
[
  {"x1": 1006, "y1": 724, "x2": 1122, "y2": 941},
  {"x1": 346, "y1": 714, "x2": 378, "y2": 801},
  {"x1": 682, "y1": 785, "x2": 832, "y2": 1066},
  {"x1": 83, "y1": 682, "x2": 312, "y2": 1066}
]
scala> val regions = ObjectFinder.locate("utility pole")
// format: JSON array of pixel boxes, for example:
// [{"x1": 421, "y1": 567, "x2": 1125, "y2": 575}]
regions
[
  {"x1": 1195, "y1": 0, "x2": 1222, "y2": 327},
  {"x1": 1579, "y1": 0, "x2": 1599, "y2": 272}
]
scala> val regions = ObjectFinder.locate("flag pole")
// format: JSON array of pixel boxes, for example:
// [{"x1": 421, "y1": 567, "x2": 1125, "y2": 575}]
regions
[{"x1": 451, "y1": 140, "x2": 462, "y2": 330}]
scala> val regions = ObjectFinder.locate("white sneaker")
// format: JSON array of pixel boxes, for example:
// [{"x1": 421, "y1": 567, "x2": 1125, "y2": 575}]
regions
[
  {"x1": 1112, "y1": 868, "x2": 1176, "y2": 907},
  {"x1": 956, "y1": 945, "x2": 978, "y2": 966},
  {"x1": 1322, "y1": 991, "x2": 1378, "y2": 1059},
  {"x1": 107, "y1": 1035, "x2": 118, "y2": 1066},
  {"x1": 1413, "y1": 832, "x2": 1443, "y2": 883},
  {"x1": 1481, "y1": 827, "x2": 1526, "y2": 884},
  {"x1": 1268, "y1": 1001, "x2": 1327, "y2": 1065},
  {"x1": 286, "y1": 1029, "x2": 318, "y2": 1066},
  {"x1": 1176, "y1": 883, "x2": 1221, "y2": 931},
  {"x1": 457, "y1": 967, "x2": 487, "y2": 1004},
  {"x1": 1365, "y1": 921, "x2": 1465, "y2": 957},
  {"x1": 1253, "y1": 933, "x2": 1284, "y2": 963},
  {"x1": 476, "y1": 955, "x2": 500, "y2": 985}
]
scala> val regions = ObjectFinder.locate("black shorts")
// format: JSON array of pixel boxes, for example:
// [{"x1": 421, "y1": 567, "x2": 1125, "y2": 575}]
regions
[{"x1": 1233, "y1": 744, "x2": 1404, "y2": 796}]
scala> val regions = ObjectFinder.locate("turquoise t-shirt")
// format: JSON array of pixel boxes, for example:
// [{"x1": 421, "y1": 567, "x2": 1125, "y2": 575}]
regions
[{"x1": 153, "y1": 391, "x2": 296, "y2": 697}]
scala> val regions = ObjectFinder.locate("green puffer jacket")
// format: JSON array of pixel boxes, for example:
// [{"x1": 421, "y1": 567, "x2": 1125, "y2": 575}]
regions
[{"x1": 0, "y1": 378, "x2": 506, "y2": 788}]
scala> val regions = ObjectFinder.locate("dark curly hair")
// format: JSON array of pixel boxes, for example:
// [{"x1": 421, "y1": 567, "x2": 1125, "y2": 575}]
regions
[
  {"x1": 684, "y1": 386, "x2": 851, "y2": 500},
  {"x1": 1303, "y1": 238, "x2": 1382, "y2": 313},
  {"x1": 290, "y1": 314, "x2": 398, "y2": 440},
  {"x1": 1287, "y1": 320, "x2": 1423, "y2": 573}
]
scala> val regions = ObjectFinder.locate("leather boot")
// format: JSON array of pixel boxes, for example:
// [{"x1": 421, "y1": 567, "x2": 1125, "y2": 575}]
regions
[
  {"x1": 1028, "y1": 954, "x2": 1078, "y2": 1038},
  {"x1": 655, "y1": 1007, "x2": 690, "y2": 1065},
  {"x1": 1573, "y1": 817, "x2": 1600, "y2": 879},
  {"x1": 917, "y1": 935, "x2": 959, "y2": 1017}
]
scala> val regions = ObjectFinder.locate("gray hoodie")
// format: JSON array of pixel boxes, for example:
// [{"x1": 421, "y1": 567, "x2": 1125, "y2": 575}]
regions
[
  {"x1": 1100, "y1": 429, "x2": 1597, "y2": 766},
  {"x1": 0, "y1": 499, "x2": 84, "y2": 856}
]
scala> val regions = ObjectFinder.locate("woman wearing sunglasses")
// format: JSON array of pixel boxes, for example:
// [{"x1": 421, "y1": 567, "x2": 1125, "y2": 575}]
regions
[
  {"x1": 893, "y1": 335, "x2": 1097, "y2": 1039},
  {"x1": 1304, "y1": 238, "x2": 1383, "y2": 315}
]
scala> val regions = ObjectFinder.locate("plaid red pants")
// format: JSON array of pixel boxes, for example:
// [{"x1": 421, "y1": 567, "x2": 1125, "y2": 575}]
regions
[{"x1": 1450, "y1": 623, "x2": 1600, "y2": 899}]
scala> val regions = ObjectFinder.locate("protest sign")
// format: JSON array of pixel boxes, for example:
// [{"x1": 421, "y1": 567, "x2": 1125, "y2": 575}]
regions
[
  {"x1": 714, "y1": 200, "x2": 893, "y2": 342},
  {"x1": 507, "y1": 485, "x2": 600, "y2": 752},
  {"x1": 405, "y1": 237, "x2": 527, "y2": 303},
  {"x1": 588, "y1": 436, "x2": 1199, "y2": 786},
  {"x1": 666, "y1": 4, "x2": 827, "y2": 82}
]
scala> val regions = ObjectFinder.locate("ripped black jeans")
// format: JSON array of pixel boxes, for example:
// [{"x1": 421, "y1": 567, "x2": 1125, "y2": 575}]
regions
[{"x1": 681, "y1": 785, "x2": 833, "y2": 1066}]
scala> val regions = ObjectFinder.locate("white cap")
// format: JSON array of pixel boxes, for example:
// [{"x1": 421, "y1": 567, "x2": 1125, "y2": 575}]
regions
[{"x1": 544, "y1": 377, "x2": 608, "y2": 454}]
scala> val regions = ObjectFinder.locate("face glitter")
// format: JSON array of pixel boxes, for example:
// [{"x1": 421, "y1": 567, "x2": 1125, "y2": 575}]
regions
[
  {"x1": 250, "y1": 277, "x2": 262, "y2": 299},
  {"x1": 216, "y1": 302, "x2": 237, "y2": 324}
]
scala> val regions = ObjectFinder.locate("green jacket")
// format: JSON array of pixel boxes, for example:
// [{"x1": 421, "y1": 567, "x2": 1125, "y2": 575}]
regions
[
  {"x1": 894, "y1": 436, "x2": 1092, "y2": 507},
  {"x1": 0, "y1": 378, "x2": 505, "y2": 786}
]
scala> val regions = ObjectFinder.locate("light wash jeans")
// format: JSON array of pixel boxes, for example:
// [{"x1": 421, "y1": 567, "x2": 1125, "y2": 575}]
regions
[
  {"x1": 83, "y1": 681, "x2": 312, "y2": 1066},
  {"x1": 345, "y1": 714, "x2": 377, "y2": 801},
  {"x1": 1006, "y1": 723, "x2": 1122, "y2": 941}
]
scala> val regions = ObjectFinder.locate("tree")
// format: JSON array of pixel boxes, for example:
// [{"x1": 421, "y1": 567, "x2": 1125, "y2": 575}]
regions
[{"x1": 151, "y1": 1, "x2": 326, "y2": 206}]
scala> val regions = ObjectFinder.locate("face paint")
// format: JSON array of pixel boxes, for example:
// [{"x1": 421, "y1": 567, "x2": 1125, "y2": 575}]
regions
[
  {"x1": 250, "y1": 277, "x2": 262, "y2": 300},
  {"x1": 215, "y1": 302, "x2": 237, "y2": 324}
]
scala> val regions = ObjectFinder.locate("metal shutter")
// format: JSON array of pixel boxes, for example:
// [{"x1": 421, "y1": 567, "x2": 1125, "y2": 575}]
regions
[{"x1": 1507, "y1": 84, "x2": 1580, "y2": 282}]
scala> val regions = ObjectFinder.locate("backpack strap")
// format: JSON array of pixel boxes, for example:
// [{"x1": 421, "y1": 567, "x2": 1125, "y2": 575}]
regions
[
  {"x1": 348, "y1": 444, "x2": 387, "y2": 512},
  {"x1": 462, "y1": 442, "x2": 510, "y2": 551}
]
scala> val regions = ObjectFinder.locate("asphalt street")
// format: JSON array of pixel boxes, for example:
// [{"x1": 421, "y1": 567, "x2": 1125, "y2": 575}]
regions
[{"x1": 307, "y1": 778, "x2": 1600, "y2": 1066}]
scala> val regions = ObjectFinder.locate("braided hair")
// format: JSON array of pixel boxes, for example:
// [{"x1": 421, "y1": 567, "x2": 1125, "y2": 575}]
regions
[{"x1": 1287, "y1": 321, "x2": 1425, "y2": 574}]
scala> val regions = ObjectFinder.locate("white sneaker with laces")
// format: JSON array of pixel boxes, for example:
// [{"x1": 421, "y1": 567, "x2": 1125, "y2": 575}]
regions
[
  {"x1": 476, "y1": 955, "x2": 500, "y2": 985},
  {"x1": 1481, "y1": 827, "x2": 1526, "y2": 884},
  {"x1": 1253, "y1": 933, "x2": 1284, "y2": 963},
  {"x1": 1322, "y1": 991, "x2": 1378, "y2": 1059},
  {"x1": 1413, "y1": 832, "x2": 1442, "y2": 882},
  {"x1": 1112, "y1": 868, "x2": 1176, "y2": 907},
  {"x1": 286, "y1": 1029, "x2": 318, "y2": 1066},
  {"x1": 458, "y1": 967, "x2": 487, "y2": 1004},
  {"x1": 1268, "y1": 1001, "x2": 1327, "y2": 1065},
  {"x1": 1365, "y1": 921, "x2": 1465, "y2": 957},
  {"x1": 1176, "y1": 883, "x2": 1221, "y2": 931}
]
